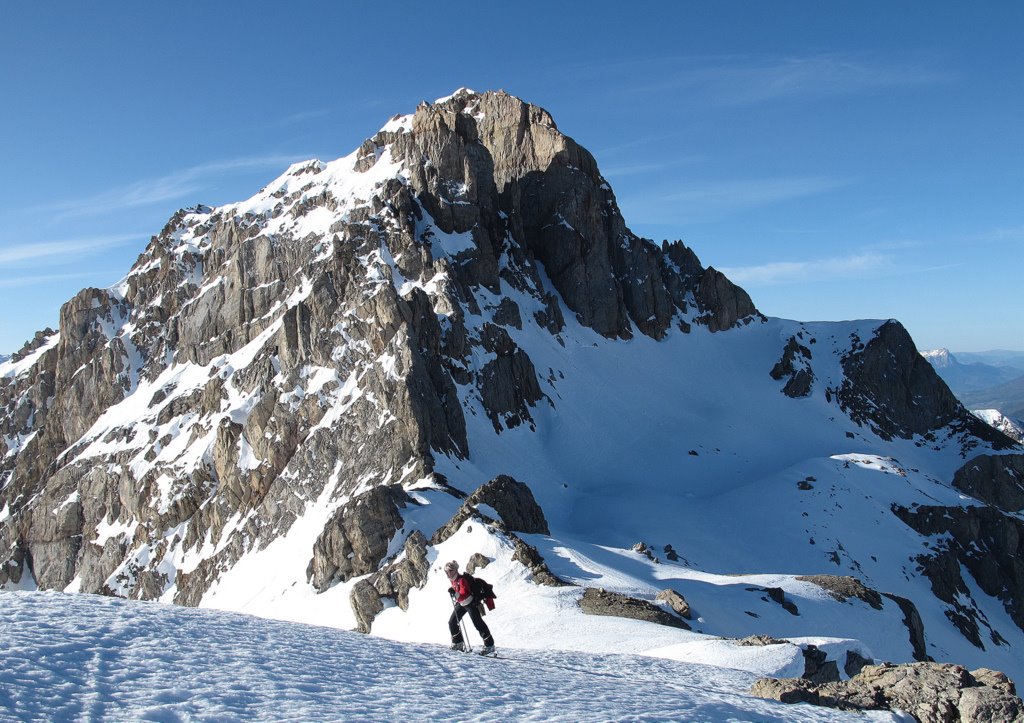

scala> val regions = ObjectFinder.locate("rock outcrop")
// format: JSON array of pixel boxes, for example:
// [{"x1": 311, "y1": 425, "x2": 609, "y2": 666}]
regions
[
  {"x1": 796, "y1": 575, "x2": 883, "y2": 609},
  {"x1": 835, "y1": 321, "x2": 1014, "y2": 446},
  {"x1": 655, "y1": 588, "x2": 691, "y2": 619},
  {"x1": 770, "y1": 335, "x2": 814, "y2": 398},
  {"x1": 579, "y1": 587, "x2": 690, "y2": 629},
  {"x1": 307, "y1": 485, "x2": 413, "y2": 592},
  {"x1": 350, "y1": 530, "x2": 431, "y2": 633},
  {"x1": 751, "y1": 662, "x2": 1024, "y2": 723},
  {"x1": 952, "y1": 453, "x2": 1024, "y2": 512},
  {"x1": 0, "y1": 90, "x2": 770, "y2": 602},
  {"x1": 797, "y1": 574, "x2": 929, "y2": 661},
  {"x1": 894, "y1": 503, "x2": 1024, "y2": 645},
  {"x1": 432, "y1": 474, "x2": 550, "y2": 543}
]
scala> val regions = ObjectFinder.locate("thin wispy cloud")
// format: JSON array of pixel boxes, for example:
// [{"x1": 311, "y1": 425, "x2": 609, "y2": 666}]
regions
[
  {"x1": 0, "y1": 234, "x2": 143, "y2": 265},
  {"x1": 721, "y1": 252, "x2": 888, "y2": 285},
  {"x1": 601, "y1": 162, "x2": 672, "y2": 178},
  {"x1": 592, "y1": 132, "x2": 689, "y2": 156},
  {"x1": 600, "y1": 154, "x2": 705, "y2": 179},
  {"x1": 667, "y1": 176, "x2": 846, "y2": 208},
  {"x1": 621, "y1": 175, "x2": 848, "y2": 224},
  {"x1": 981, "y1": 225, "x2": 1024, "y2": 243},
  {"x1": 574, "y1": 52, "x2": 953, "y2": 107},
  {"x1": 0, "y1": 271, "x2": 108, "y2": 289},
  {"x1": 35, "y1": 154, "x2": 307, "y2": 219},
  {"x1": 275, "y1": 109, "x2": 331, "y2": 126}
]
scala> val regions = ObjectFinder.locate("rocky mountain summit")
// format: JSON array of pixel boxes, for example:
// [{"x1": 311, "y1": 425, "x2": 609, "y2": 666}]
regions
[{"x1": 2, "y1": 90, "x2": 1023, "y2": 711}]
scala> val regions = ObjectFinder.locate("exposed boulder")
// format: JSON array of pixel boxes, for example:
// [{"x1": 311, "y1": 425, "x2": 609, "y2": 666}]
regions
[
  {"x1": 801, "y1": 644, "x2": 841, "y2": 684},
  {"x1": 845, "y1": 650, "x2": 874, "y2": 678},
  {"x1": 579, "y1": 587, "x2": 690, "y2": 630},
  {"x1": 371, "y1": 530, "x2": 431, "y2": 611},
  {"x1": 751, "y1": 662, "x2": 1024, "y2": 723},
  {"x1": 765, "y1": 586, "x2": 800, "y2": 616},
  {"x1": 428, "y1": 475, "x2": 563, "y2": 587},
  {"x1": 349, "y1": 578, "x2": 385, "y2": 635},
  {"x1": 631, "y1": 541, "x2": 658, "y2": 562},
  {"x1": 736, "y1": 637, "x2": 844, "y2": 683},
  {"x1": 466, "y1": 552, "x2": 491, "y2": 574},
  {"x1": 655, "y1": 588, "x2": 691, "y2": 619},
  {"x1": 465, "y1": 475, "x2": 550, "y2": 535}
]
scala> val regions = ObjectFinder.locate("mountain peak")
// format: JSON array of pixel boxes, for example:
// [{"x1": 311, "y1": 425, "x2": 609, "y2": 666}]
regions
[
  {"x1": 920, "y1": 347, "x2": 956, "y2": 367},
  {"x1": 432, "y1": 86, "x2": 479, "y2": 104},
  {"x1": 2, "y1": 90, "x2": 1023, "y2": 689}
]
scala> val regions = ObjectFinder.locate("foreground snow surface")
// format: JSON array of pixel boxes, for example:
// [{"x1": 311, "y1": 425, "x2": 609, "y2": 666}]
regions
[{"x1": 0, "y1": 592, "x2": 908, "y2": 722}]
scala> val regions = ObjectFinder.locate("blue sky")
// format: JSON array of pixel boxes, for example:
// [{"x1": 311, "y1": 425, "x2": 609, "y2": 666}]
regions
[{"x1": 1, "y1": 2, "x2": 1021, "y2": 354}]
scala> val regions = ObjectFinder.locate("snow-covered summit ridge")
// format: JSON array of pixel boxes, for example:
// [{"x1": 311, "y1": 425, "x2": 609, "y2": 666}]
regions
[
  {"x1": 920, "y1": 348, "x2": 955, "y2": 367},
  {"x1": 434, "y1": 86, "x2": 478, "y2": 104}
]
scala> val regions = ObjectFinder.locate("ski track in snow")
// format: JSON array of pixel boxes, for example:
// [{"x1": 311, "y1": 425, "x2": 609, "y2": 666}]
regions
[{"x1": 0, "y1": 592, "x2": 907, "y2": 722}]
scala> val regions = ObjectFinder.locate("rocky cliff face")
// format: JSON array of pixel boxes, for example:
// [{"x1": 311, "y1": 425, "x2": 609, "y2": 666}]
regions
[
  {"x1": 1, "y1": 89, "x2": 1022, "y2": 684},
  {"x1": 0, "y1": 90, "x2": 764, "y2": 600}
]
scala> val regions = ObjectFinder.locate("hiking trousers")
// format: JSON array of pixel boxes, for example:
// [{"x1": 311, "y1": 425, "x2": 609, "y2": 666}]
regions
[{"x1": 449, "y1": 601, "x2": 494, "y2": 647}]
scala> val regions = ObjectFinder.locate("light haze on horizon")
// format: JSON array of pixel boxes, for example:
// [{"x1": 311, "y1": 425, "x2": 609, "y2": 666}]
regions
[{"x1": 1, "y1": 2, "x2": 1021, "y2": 355}]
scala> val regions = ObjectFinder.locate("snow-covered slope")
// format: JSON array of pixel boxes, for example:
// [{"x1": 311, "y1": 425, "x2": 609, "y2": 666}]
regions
[
  {"x1": 0, "y1": 590, "x2": 906, "y2": 722},
  {"x1": 1, "y1": 89, "x2": 1022, "y2": 694},
  {"x1": 974, "y1": 409, "x2": 1024, "y2": 443}
]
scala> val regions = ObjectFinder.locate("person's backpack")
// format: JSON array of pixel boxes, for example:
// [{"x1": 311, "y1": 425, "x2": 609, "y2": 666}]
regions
[{"x1": 467, "y1": 574, "x2": 496, "y2": 609}]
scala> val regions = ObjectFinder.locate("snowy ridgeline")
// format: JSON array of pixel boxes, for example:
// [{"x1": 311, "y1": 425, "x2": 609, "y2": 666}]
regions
[{"x1": 0, "y1": 592, "x2": 908, "y2": 723}]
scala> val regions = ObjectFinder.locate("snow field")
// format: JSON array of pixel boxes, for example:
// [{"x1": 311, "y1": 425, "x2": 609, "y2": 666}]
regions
[{"x1": 0, "y1": 591, "x2": 908, "y2": 722}]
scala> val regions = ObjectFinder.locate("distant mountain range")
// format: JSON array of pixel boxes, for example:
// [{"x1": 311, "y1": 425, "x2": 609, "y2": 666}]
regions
[
  {"x1": 955, "y1": 350, "x2": 1024, "y2": 369},
  {"x1": 919, "y1": 348, "x2": 1024, "y2": 392},
  {"x1": 963, "y1": 378, "x2": 1024, "y2": 422},
  {"x1": 920, "y1": 348, "x2": 1024, "y2": 423}
]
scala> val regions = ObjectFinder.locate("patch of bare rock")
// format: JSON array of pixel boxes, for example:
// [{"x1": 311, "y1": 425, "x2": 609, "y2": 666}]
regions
[
  {"x1": 578, "y1": 587, "x2": 690, "y2": 630},
  {"x1": 751, "y1": 661, "x2": 1023, "y2": 722}
]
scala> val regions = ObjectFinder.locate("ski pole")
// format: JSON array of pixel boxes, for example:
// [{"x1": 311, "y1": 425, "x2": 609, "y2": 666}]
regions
[{"x1": 454, "y1": 599, "x2": 473, "y2": 652}]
